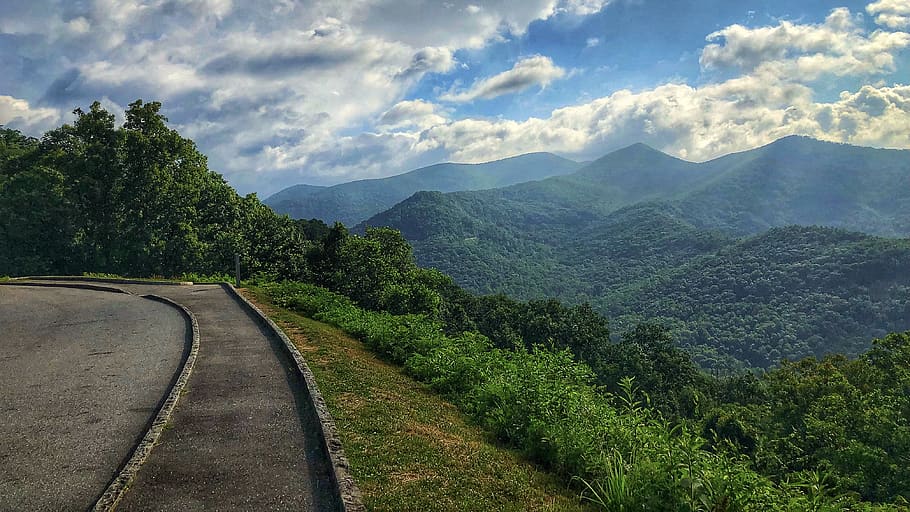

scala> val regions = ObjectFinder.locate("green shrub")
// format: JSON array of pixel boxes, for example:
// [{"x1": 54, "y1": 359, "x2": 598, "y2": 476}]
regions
[{"x1": 255, "y1": 281, "x2": 877, "y2": 511}]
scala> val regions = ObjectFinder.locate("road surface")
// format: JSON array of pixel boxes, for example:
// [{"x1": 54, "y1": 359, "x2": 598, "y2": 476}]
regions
[
  {"x1": 110, "y1": 283, "x2": 338, "y2": 511},
  {"x1": 0, "y1": 285, "x2": 187, "y2": 511},
  {"x1": 1, "y1": 281, "x2": 341, "y2": 511}
]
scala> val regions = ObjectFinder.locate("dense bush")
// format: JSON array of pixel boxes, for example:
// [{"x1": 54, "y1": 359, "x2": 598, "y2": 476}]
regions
[{"x1": 258, "y1": 281, "x2": 904, "y2": 510}]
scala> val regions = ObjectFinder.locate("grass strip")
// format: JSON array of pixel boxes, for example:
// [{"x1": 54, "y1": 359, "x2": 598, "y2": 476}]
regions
[{"x1": 244, "y1": 289, "x2": 592, "y2": 512}]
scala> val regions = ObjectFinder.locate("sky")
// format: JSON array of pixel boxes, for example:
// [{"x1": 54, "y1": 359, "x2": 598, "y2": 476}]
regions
[{"x1": 1, "y1": 0, "x2": 909, "y2": 196}]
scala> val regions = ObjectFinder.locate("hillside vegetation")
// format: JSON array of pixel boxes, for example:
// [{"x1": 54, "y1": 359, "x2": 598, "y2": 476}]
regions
[
  {"x1": 265, "y1": 152, "x2": 582, "y2": 226},
  {"x1": 363, "y1": 138, "x2": 910, "y2": 369},
  {"x1": 243, "y1": 292, "x2": 592, "y2": 511}
]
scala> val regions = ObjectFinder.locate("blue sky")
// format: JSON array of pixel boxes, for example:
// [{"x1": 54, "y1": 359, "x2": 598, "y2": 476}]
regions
[{"x1": 1, "y1": 0, "x2": 908, "y2": 196}]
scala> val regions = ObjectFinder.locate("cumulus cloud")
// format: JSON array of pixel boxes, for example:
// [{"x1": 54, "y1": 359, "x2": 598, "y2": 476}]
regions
[
  {"x1": 440, "y1": 55, "x2": 566, "y2": 102},
  {"x1": 867, "y1": 0, "x2": 910, "y2": 28},
  {"x1": 2, "y1": 0, "x2": 607, "y2": 193},
  {"x1": 2, "y1": 1, "x2": 910, "y2": 195},
  {"x1": 562, "y1": 0, "x2": 611, "y2": 16},
  {"x1": 701, "y1": 7, "x2": 910, "y2": 79},
  {"x1": 358, "y1": 5, "x2": 910, "y2": 172},
  {"x1": 398, "y1": 47, "x2": 456, "y2": 79},
  {"x1": 413, "y1": 80, "x2": 910, "y2": 165},
  {"x1": 0, "y1": 95, "x2": 61, "y2": 132},
  {"x1": 378, "y1": 100, "x2": 448, "y2": 130}
]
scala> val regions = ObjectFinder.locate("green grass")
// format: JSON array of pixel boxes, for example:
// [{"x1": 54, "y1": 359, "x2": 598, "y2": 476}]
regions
[{"x1": 243, "y1": 288, "x2": 593, "y2": 512}]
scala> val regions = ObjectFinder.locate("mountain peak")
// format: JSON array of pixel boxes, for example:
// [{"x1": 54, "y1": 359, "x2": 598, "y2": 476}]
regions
[
  {"x1": 577, "y1": 142, "x2": 686, "y2": 175},
  {"x1": 265, "y1": 151, "x2": 582, "y2": 225},
  {"x1": 764, "y1": 135, "x2": 844, "y2": 151}
]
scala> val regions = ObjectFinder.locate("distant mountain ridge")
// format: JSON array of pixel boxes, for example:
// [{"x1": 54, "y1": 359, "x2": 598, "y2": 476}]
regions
[
  {"x1": 361, "y1": 136, "x2": 910, "y2": 369},
  {"x1": 265, "y1": 184, "x2": 327, "y2": 204},
  {"x1": 264, "y1": 152, "x2": 583, "y2": 226},
  {"x1": 366, "y1": 136, "x2": 910, "y2": 239}
]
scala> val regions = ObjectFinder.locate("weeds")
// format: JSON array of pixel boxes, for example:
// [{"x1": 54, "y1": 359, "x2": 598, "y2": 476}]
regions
[{"x1": 255, "y1": 281, "x2": 894, "y2": 511}]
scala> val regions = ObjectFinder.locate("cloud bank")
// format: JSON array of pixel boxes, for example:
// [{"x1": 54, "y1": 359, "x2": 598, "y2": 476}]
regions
[
  {"x1": 867, "y1": 0, "x2": 910, "y2": 29},
  {"x1": 1, "y1": 1, "x2": 908, "y2": 195}
]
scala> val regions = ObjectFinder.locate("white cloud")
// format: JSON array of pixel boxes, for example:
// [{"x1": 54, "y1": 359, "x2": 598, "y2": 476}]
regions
[
  {"x1": 586, "y1": 37, "x2": 601, "y2": 48},
  {"x1": 562, "y1": 0, "x2": 611, "y2": 16},
  {"x1": 345, "y1": 0, "x2": 560, "y2": 48},
  {"x1": 701, "y1": 7, "x2": 910, "y2": 80},
  {"x1": 0, "y1": 95, "x2": 61, "y2": 132},
  {"x1": 378, "y1": 100, "x2": 448, "y2": 130},
  {"x1": 3, "y1": 0, "x2": 610, "y2": 193},
  {"x1": 2, "y1": 1, "x2": 909, "y2": 195},
  {"x1": 91, "y1": 4, "x2": 910, "y2": 191},
  {"x1": 399, "y1": 47, "x2": 456, "y2": 78},
  {"x1": 867, "y1": 0, "x2": 910, "y2": 29},
  {"x1": 440, "y1": 55, "x2": 566, "y2": 102},
  {"x1": 414, "y1": 80, "x2": 910, "y2": 165}
]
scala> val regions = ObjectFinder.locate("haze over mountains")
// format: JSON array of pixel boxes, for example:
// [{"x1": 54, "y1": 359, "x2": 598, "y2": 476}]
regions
[
  {"x1": 265, "y1": 152, "x2": 583, "y2": 226},
  {"x1": 355, "y1": 136, "x2": 910, "y2": 369}
]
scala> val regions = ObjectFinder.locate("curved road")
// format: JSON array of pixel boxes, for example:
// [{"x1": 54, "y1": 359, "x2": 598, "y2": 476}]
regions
[
  {"x1": 1, "y1": 282, "x2": 341, "y2": 511},
  {"x1": 0, "y1": 285, "x2": 187, "y2": 511},
  {"x1": 111, "y1": 283, "x2": 338, "y2": 511}
]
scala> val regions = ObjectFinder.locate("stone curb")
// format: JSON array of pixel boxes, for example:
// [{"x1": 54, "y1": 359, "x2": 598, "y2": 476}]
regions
[
  {"x1": 220, "y1": 283, "x2": 365, "y2": 512},
  {"x1": 0, "y1": 281, "x2": 132, "y2": 295},
  {"x1": 91, "y1": 294, "x2": 201, "y2": 512},
  {"x1": 12, "y1": 276, "x2": 194, "y2": 286}
]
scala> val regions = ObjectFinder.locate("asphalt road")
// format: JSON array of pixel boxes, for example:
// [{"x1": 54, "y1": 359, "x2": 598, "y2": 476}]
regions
[
  {"x1": 0, "y1": 285, "x2": 187, "y2": 512},
  {"x1": 111, "y1": 284, "x2": 338, "y2": 511}
]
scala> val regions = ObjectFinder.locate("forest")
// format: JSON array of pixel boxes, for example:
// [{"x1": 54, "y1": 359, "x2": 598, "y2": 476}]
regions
[
  {"x1": 1, "y1": 102, "x2": 908, "y2": 509},
  {"x1": 362, "y1": 143, "x2": 910, "y2": 370}
]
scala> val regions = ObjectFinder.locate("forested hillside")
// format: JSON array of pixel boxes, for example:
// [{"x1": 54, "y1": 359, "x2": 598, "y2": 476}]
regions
[
  {"x1": 604, "y1": 226, "x2": 910, "y2": 370},
  {"x1": 363, "y1": 137, "x2": 910, "y2": 369},
  {"x1": 678, "y1": 137, "x2": 910, "y2": 236},
  {"x1": 265, "y1": 152, "x2": 582, "y2": 226}
]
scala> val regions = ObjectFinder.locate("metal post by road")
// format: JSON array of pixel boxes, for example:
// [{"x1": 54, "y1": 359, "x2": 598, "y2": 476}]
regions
[{"x1": 234, "y1": 253, "x2": 241, "y2": 288}]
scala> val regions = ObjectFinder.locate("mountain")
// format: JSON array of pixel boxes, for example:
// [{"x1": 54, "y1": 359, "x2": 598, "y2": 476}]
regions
[
  {"x1": 362, "y1": 137, "x2": 910, "y2": 369},
  {"x1": 264, "y1": 152, "x2": 583, "y2": 226},
  {"x1": 678, "y1": 136, "x2": 910, "y2": 236},
  {"x1": 264, "y1": 184, "x2": 327, "y2": 205}
]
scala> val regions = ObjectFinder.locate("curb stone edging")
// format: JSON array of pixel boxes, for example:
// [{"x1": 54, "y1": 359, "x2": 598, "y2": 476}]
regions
[
  {"x1": 91, "y1": 294, "x2": 201, "y2": 512},
  {"x1": 12, "y1": 276, "x2": 194, "y2": 286},
  {"x1": 220, "y1": 283, "x2": 365, "y2": 512},
  {"x1": 0, "y1": 281, "x2": 132, "y2": 295}
]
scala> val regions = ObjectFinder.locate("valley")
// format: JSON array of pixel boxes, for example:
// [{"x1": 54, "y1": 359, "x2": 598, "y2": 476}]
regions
[{"x1": 359, "y1": 137, "x2": 910, "y2": 369}]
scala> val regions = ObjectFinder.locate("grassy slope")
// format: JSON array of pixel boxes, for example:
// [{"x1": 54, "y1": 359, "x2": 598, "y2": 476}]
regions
[{"x1": 243, "y1": 288, "x2": 592, "y2": 512}]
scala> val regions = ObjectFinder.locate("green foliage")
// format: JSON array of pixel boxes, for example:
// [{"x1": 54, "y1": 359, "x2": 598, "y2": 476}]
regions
[
  {"x1": 711, "y1": 332, "x2": 910, "y2": 503},
  {"x1": 608, "y1": 226, "x2": 910, "y2": 369},
  {"x1": 363, "y1": 138, "x2": 910, "y2": 372},
  {"x1": 0, "y1": 103, "x2": 322, "y2": 279},
  {"x1": 368, "y1": 193, "x2": 910, "y2": 371},
  {"x1": 306, "y1": 224, "x2": 447, "y2": 317},
  {"x1": 176, "y1": 272, "x2": 234, "y2": 283},
  {"x1": 256, "y1": 281, "x2": 894, "y2": 510}
]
